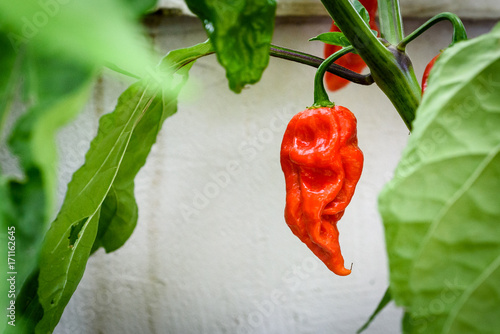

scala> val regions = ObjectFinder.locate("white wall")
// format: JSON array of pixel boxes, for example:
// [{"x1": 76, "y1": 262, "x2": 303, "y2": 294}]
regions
[{"x1": 53, "y1": 15, "x2": 497, "y2": 334}]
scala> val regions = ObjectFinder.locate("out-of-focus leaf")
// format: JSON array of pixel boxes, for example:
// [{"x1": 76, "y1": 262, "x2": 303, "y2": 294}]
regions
[
  {"x1": 379, "y1": 24, "x2": 500, "y2": 333},
  {"x1": 33, "y1": 41, "x2": 209, "y2": 333},
  {"x1": 443, "y1": 255, "x2": 500, "y2": 333},
  {"x1": 185, "y1": 0, "x2": 276, "y2": 93},
  {"x1": 6, "y1": 52, "x2": 95, "y2": 293},
  {"x1": 0, "y1": 30, "x2": 20, "y2": 133},
  {"x1": 0, "y1": 41, "x2": 94, "y2": 332},
  {"x1": 121, "y1": 0, "x2": 158, "y2": 16},
  {"x1": 0, "y1": 0, "x2": 156, "y2": 78}
]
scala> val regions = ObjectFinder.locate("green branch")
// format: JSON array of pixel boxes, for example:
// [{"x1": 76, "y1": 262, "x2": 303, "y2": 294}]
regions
[
  {"x1": 269, "y1": 45, "x2": 374, "y2": 86},
  {"x1": 398, "y1": 12, "x2": 468, "y2": 51},
  {"x1": 108, "y1": 43, "x2": 374, "y2": 87}
]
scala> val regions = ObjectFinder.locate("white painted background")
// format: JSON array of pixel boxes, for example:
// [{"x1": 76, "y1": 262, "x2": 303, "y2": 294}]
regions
[{"x1": 51, "y1": 5, "x2": 497, "y2": 334}]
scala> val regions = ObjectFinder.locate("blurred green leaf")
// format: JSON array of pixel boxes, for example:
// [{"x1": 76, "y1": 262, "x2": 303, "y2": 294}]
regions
[
  {"x1": 6, "y1": 52, "x2": 94, "y2": 289},
  {"x1": 0, "y1": 31, "x2": 21, "y2": 134},
  {"x1": 379, "y1": 24, "x2": 500, "y2": 333},
  {"x1": 185, "y1": 0, "x2": 276, "y2": 93},
  {"x1": 121, "y1": 0, "x2": 158, "y2": 16},
  {"x1": 0, "y1": 39, "x2": 95, "y2": 332},
  {"x1": 0, "y1": 0, "x2": 156, "y2": 78}
]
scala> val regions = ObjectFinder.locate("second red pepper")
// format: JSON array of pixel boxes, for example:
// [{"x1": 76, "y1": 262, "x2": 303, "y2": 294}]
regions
[
  {"x1": 324, "y1": 0, "x2": 379, "y2": 91},
  {"x1": 421, "y1": 54, "x2": 440, "y2": 94}
]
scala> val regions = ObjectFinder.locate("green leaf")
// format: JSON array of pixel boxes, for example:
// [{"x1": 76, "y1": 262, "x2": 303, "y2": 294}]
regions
[
  {"x1": 379, "y1": 24, "x2": 500, "y2": 333},
  {"x1": 5, "y1": 270, "x2": 44, "y2": 334},
  {"x1": 353, "y1": 0, "x2": 370, "y2": 27},
  {"x1": 0, "y1": 0, "x2": 156, "y2": 78},
  {"x1": 0, "y1": 26, "x2": 95, "y2": 330},
  {"x1": 309, "y1": 32, "x2": 352, "y2": 48},
  {"x1": 310, "y1": 30, "x2": 377, "y2": 48},
  {"x1": 92, "y1": 40, "x2": 213, "y2": 254},
  {"x1": 443, "y1": 255, "x2": 500, "y2": 333},
  {"x1": 33, "y1": 42, "x2": 209, "y2": 333},
  {"x1": 185, "y1": 0, "x2": 276, "y2": 93},
  {"x1": 120, "y1": 0, "x2": 158, "y2": 16},
  {"x1": 0, "y1": 30, "x2": 21, "y2": 134}
]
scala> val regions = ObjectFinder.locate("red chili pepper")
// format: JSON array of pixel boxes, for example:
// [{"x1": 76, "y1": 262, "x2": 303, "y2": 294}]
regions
[
  {"x1": 280, "y1": 106, "x2": 363, "y2": 276},
  {"x1": 324, "y1": 0, "x2": 379, "y2": 91},
  {"x1": 421, "y1": 54, "x2": 440, "y2": 94}
]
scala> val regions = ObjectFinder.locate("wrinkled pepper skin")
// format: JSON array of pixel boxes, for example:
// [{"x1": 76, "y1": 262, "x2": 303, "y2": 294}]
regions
[
  {"x1": 421, "y1": 54, "x2": 440, "y2": 94},
  {"x1": 324, "y1": 0, "x2": 379, "y2": 91},
  {"x1": 280, "y1": 106, "x2": 363, "y2": 276}
]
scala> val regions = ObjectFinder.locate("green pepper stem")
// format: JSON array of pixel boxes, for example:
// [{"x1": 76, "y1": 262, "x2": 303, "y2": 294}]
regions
[
  {"x1": 109, "y1": 42, "x2": 375, "y2": 87},
  {"x1": 269, "y1": 45, "x2": 373, "y2": 86},
  {"x1": 398, "y1": 12, "x2": 467, "y2": 51},
  {"x1": 311, "y1": 46, "x2": 354, "y2": 108}
]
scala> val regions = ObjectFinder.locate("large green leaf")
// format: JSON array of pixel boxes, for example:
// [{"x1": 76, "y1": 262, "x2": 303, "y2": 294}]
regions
[
  {"x1": 91, "y1": 40, "x2": 213, "y2": 254},
  {"x1": 379, "y1": 24, "x2": 500, "y2": 333},
  {"x1": 185, "y1": 0, "x2": 276, "y2": 93},
  {"x1": 30, "y1": 41, "x2": 210, "y2": 333}
]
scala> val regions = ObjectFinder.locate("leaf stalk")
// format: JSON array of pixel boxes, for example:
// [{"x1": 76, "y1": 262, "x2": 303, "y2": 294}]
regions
[{"x1": 397, "y1": 12, "x2": 468, "y2": 51}]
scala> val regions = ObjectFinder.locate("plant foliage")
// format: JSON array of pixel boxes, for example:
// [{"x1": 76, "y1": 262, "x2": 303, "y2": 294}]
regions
[{"x1": 379, "y1": 23, "x2": 500, "y2": 333}]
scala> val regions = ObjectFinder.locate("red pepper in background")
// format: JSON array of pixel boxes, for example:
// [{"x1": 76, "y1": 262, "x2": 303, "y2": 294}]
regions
[
  {"x1": 421, "y1": 54, "x2": 440, "y2": 94},
  {"x1": 280, "y1": 106, "x2": 363, "y2": 276},
  {"x1": 324, "y1": 0, "x2": 379, "y2": 91}
]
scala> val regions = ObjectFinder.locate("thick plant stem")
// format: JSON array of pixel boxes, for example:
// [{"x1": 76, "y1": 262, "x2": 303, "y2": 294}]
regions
[
  {"x1": 398, "y1": 12, "x2": 467, "y2": 51},
  {"x1": 312, "y1": 46, "x2": 354, "y2": 108},
  {"x1": 321, "y1": 0, "x2": 420, "y2": 130}
]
